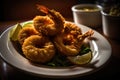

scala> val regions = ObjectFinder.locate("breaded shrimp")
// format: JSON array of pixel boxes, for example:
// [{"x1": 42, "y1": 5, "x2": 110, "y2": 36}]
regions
[
  {"x1": 22, "y1": 35, "x2": 55, "y2": 63},
  {"x1": 33, "y1": 5, "x2": 65, "y2": 36},
  {"x1": 54, "y1": 22, "x2": 94, "y2": 56},
  {"x1": 18, "y1": 27, "x2": 39, "y2": 45}
]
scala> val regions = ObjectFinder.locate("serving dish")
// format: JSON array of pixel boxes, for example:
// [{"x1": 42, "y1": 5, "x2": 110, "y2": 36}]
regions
[
  {"x1": 72, "y1": 4, "x2": 102, "y2": 28},
  {"x1": 0, "y1": 21, "x2": 111, "y2": 78}
]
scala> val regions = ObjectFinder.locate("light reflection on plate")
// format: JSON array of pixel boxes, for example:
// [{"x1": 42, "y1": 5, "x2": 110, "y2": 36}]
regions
[{"x1": 0, "y1": 21, "x2": 111, "y2": 78}]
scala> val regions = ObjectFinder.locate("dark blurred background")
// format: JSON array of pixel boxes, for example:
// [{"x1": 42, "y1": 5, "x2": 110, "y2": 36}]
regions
[
  {"x1": 0, "y1": 0, "x2": 119, "y2": 21},
  {"x1": 0, "y1": 0, "x2": 97, "y2": 21}
]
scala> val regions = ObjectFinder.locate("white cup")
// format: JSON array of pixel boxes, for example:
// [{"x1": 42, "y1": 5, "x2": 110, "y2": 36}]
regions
[
  {"x1": 101, "y1": 10, "x2": 120, "y2": 41},
  {"x1": 72, "y1": 4, "x2": 102, "y2": 28}
]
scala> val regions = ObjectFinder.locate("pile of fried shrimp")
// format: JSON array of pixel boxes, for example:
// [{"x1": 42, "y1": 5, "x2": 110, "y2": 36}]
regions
[{"x1": 16, "y1": 5, "x2": 94, "y2": 65}]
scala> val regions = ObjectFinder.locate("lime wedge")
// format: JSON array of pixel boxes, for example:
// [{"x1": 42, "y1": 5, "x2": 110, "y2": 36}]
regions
[
  {"x1": 10, "y1": 23, "x2": 22, "y2": 41},
  {"x1": 22, "y1": 22, "x2": 33, "y2": 28},
  {"x1": 67, "y1": 51, "x2": 92, "y2": 65}
]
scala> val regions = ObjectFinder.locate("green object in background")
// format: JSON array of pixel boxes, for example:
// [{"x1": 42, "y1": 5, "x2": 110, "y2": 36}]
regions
[{"x1": 109, "y1": 4, "x2": 120, "y2": 16}]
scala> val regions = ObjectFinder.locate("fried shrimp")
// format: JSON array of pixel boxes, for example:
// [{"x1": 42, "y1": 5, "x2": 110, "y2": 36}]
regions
[
  {"x1": 18, "y1": 27, "x2": 39, "y2": 45},
  {"x1": 22, "y1": 35, "x2": 55, "y2": 63},
  {"x1": 33, "y1": 5, "x2": 65, "y2": 36},
  {"x1": 54, "y1": 22, "x2": 94, "y2": 56}
]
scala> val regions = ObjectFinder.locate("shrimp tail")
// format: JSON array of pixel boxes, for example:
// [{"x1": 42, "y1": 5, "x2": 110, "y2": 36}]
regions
[
  {"x1": 78, "y1": 29, "x2": 94, "y2": 41},
  {"x1": 36, "y1": 4, "x2": 49, "y2": 14}
]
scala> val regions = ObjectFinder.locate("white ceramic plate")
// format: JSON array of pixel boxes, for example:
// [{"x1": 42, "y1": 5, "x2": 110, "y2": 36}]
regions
[{"x1": 0, "y1": 21, "x2": 111, "y2": 78}]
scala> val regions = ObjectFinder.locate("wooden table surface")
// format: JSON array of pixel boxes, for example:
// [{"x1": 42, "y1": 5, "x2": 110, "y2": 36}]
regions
[{"x1": 0, "y1": 19, "x2": 120, "y2": 80}]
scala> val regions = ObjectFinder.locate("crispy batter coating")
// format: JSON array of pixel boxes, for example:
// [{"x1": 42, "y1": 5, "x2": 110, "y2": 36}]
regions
[
  {"x1": 18, "y1": 27, "x2": 39, "y2": 45},
  {"x1": 33, "y1": 5, "x2": 65, "y2": 36},
  {"x1": 22, "y1": 35, "x2": 55, "y2": 63},
  {"x1": 54, "y1": 22, "x2": 94, "y2": 56}
]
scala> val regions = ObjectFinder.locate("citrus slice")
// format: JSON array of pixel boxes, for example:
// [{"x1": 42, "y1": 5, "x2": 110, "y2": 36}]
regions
[
  {"x1": 10, "y1": 23, "x2": 22, "y2": 41},
  {"x1": 67, "y1": 51, "x2": 92, "y2": 65},
  {"x1": 22, "y1": 22, "x2": 33, "y2": 28}
]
